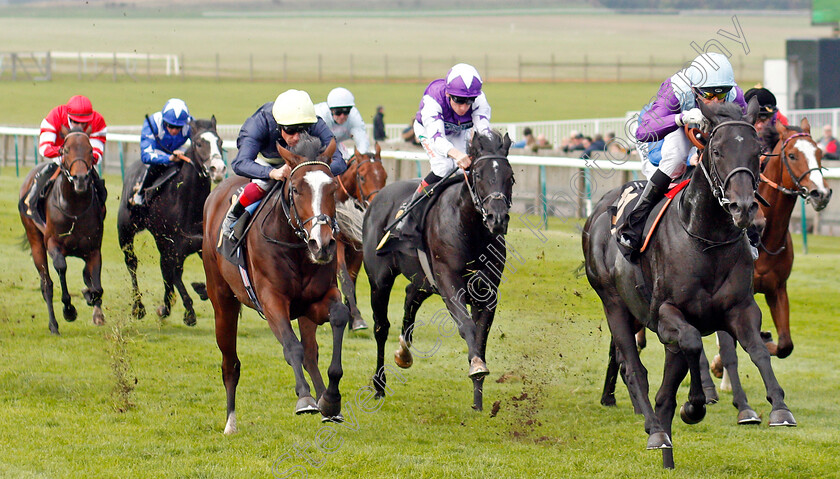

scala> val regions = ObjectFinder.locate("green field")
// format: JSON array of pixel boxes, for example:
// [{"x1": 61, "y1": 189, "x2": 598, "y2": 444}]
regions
[{"x1": 1, "y1": 166, "x2": 839, "y2": 478}]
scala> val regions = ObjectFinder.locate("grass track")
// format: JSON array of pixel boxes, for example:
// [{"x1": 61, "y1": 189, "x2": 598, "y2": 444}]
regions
[{"x1": 0, "y1": 166, "x2": 839, "y2": 477}]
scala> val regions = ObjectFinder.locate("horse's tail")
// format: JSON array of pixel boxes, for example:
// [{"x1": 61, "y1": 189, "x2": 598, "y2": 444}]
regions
[{"x1": 19, "y1": 234, "x2": 30, "y2": 251}]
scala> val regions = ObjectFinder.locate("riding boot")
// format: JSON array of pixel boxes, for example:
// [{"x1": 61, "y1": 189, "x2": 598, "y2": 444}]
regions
[
  {"x1": 221, "y1": 201, "x2": 246, "y2": 243},
  {"x1": 746, "y1": 225, "x2": 760, "y2": 261},
  {"x1": 132, "y1": 166, "x2": 153, "y2": 206},
  {"x1": 391, "y1": 188, "x2": 429, "y2": 244},
  {"x1": 91, "y1": 168, "x2": 107, "y2": 206},
  {"x1": 25, "y1": 162, "x2": 59, "y2": 217},
  {"x1": 617, "y1": 169, "x2": 670, "y2": 258}
]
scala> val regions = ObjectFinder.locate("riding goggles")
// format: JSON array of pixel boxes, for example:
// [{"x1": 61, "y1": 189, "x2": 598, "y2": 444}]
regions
[
  {"x1": 164, "y1": 122, "x2": 182, "y2": 130},
  {"x1": 450, "y1": 95, "x2": 476, "y2": 105},
  {"x1": 280, "y1": 124, "x2": 311, "y2": 135},
  {"x1": 696, "y1": 86, "x2": 732, "y2": 101},
  {"x1": 331, "y1": 107, "x2": 352, "y2": 116}
]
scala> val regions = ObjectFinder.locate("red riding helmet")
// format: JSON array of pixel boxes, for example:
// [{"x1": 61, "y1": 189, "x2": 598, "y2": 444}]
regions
[{"x1": 66, "y1": 95, "x2": 94, "y2": 123}]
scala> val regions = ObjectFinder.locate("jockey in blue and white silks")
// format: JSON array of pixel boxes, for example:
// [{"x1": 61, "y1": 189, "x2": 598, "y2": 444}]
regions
[
  {"x1": 617, "y1": 52, "x2": 748, "y2": 258},
  {"x1": 315, "y1": 87, "x2": 371, "y2": 160},
  {"x1": 133, "y1": 98, "x2": 193, "y2": 206},
  {"x1": 385, "y1": 63, "x2": 492, "y2": 246}
]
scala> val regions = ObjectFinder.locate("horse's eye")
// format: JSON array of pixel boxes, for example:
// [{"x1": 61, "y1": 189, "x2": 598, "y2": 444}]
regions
[
  {"x1": 359, "y1": 176, "x2": 366, "y2": 183},
  {"x1": 788, "y1": 153, "x2": 796, "y2": 161},
  {"x1": 712, "y1": 149, "x2": 721, "y2": 157}
]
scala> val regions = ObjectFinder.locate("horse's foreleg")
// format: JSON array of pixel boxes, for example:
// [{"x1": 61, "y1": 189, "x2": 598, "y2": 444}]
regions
[
  {"x1": 370, "y1": 270, "x2": 396, "y2": 399},
  {"x1": 314, "y1": 292, "x2": 349, "y2": 419},
  {"x1": 728, "y1": 303, "x2": 795, "y2": 426},
  {"x1": 438, "y1": 275, "x2": 482, "y2": 379},
  {"x1": 212, "y1": 287, "x2": 241, "y2": 435},
  {"x1": 171, "y1": 252, "x2": 196, "y2": 326},
  {"x1": 469, "y1": 306, "x2": 497, "y2": 412},
  {"x1": 656, "y1": 303, "x2": 706, "y2": 426},
  {"x1": 263, "y1": 296, "x2": 317, "y2": 415},
  {"x1": 654, "y1": 345, "x2": 688, "y2": 469},
  {"x1": 765, "y1": 285, "x2": 793, "y2": 358},
  {"x1": 717, "y1": 331, "x2": 759, "y2": 424},
  {"x1": 118, "y1": 224, "x2": 145, "y2": 319},
  {"x1": 47, "y1": 243, "x2": 76, "y2": 323},
  {"x1": 395, "y1": 281, "x2": 433, "y2": 370},
  {"x1": 156, "y1": 243, "x2": 177, "y2": 320},
  {"x1": 337, "y1": 241, "x2": 366, "y2": 331},
  {"x1": 601, "y1": 337, "x2": 620, "y2": 407},
  {"x1": 82, "y1": 249, "x2": 105, "y2": 326},
  {"x1": 30, "y1": 237, "x2": 59, "y2": 335},
  {"x1": 697, "y1": 347, "x2": 718, "y2": 404},
  {"x1": 297, "y1": 317, "x2": 325, "y2": 401}
]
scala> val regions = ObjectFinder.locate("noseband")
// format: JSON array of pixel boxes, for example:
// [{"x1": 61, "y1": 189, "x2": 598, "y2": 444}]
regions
[
  {"x1": 278, "y1": 160, "x2": 339, "y2": 244},
  {"x1": 465, "y1": 154, "x2": 513, "y2": 223},
  {"x1": 695, "y1": 120, "x2": 758, "y2": 208},
  {"x1": 59, "y1": 131, "x2": 93, "y2": 184},
  {"x1": 766, "y1": 132, "x2": 826, "y2": 199}
]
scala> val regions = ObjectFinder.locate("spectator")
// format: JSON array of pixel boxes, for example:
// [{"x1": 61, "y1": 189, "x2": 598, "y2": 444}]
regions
[
  {"x1": 373, "y1": 105, "x2": 386, "y2": 141},
  {"x1": 534, "y1": 133, "x2": 553, "y2": 152},
  {"x1": 581, "y1": 133, "x2": 606, "y2": 160},
  {"x1": 819, "y1": 125, "x2": 839, "y2": 160},
  {"x1": 513, "y1": 127, "x2": 536, "y2": 149},
  {"x1": 560, "y1": 131, "x2": 586, "y2": 155},
  {"x1": 401, "y1": 120, "x2": 420, "y2": 146}
]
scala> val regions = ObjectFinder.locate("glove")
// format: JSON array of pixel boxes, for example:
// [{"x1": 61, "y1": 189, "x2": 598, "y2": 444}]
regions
[{"x1": 676, "y1": 108, "x2": 707, "y2": 129}]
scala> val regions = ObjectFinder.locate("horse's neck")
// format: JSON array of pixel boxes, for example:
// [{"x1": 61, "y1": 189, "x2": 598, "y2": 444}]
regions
[
  {"x1": 335, "y1": 167, "x2": 355, "y2": 203},
  {"x1": 680, "y1": 159, "x2": 742, "y2": 243},
  {"x1": 55, "y1": 174, "x2": 92, "y2": 208}
]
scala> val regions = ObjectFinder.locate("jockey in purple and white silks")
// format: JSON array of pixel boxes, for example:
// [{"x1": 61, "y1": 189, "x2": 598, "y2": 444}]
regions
[
  {"x1": 616, "y1": 52, "x2": 748, "y2": 258},
  {"x1": 388, "y1": 63, "x2": 492, "y2": 244},
  {"x1": 133, "y1": 98, "x2": 193, "y2": 206},
  {"x1": 315, "y1": 87, "x2": 371, "y2": 160}
]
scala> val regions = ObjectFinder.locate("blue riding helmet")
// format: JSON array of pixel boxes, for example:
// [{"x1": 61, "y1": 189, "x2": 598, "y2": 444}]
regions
[{"x1": 161, "y1": 98, "x2": 191, "y2": 127}]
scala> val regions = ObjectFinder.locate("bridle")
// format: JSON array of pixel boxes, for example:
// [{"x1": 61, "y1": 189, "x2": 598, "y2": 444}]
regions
[
  {"x1": 270, "y1": 160, "x2": 339, "y2": 246},
  {"x1": 687, "y1": 121, "x2": 758, "y2": 209},
  {"x1": 337, "y1": 153, "x2": 382, "y2": 208},
  {"x1": 181, "y1": 129, "x2": 224, "y2": 180},
  {"x1": 59, "y1": 131, "x2": 94, "y2": 185},
  {"x1": 464, "y1": 154, "x2": 513, "y2": 223},
  {"x1": 760, "y1": 132, "x2": 825, "y2": 199}
]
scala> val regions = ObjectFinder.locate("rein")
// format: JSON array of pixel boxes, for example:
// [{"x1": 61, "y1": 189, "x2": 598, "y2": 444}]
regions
[{"x1": 759, "y1": 132, "x2": 825, "y2": 199}]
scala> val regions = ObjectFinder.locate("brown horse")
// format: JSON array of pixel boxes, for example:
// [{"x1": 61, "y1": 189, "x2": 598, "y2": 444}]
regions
[
  {"x1": 334, "y1": 144, "x2": 387, "y2": 331},
  {"x1": 202, "y1": 134, "x2": 350, "y2": 433},
  {"x1": 19, "y1": 129, "x2": 106, "y2": 335}
]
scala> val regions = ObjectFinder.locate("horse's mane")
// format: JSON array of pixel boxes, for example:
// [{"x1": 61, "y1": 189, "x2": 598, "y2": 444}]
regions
[
  {"x1": 469, "y1": 130, "x2": 509, "y2": 157},
  {"x1": 191, "y1": 118, "x2": 214, "y2": 133},
  {"x1": 760, "y1": 123, "x2": 781, "y2": 151},
  {"x1": 707, "y1": 102, "x2": 744, "y2": 123},
  {"x1": 289, "y1": 133, "x2": 322, "y2": 161}
]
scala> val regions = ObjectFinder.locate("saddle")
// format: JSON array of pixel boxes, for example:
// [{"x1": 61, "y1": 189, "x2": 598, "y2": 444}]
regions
[
  {"x1": 132, "y1": 164, "x2": 180, "y2": 206},
  {"x1": 610, "y1": 179, "x2": 691, "y2": 258},
  {"x1": 21, "y1": 163, "x2": 106, "y2": 232}
]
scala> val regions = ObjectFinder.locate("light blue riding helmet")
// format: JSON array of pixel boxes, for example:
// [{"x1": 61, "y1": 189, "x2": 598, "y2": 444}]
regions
[
  {"x1": 685, "y1": 52, "x2": 735, "y2": 89},
  {"x1": 161, "y1": 98, "x2": 192, "y2": 127}
]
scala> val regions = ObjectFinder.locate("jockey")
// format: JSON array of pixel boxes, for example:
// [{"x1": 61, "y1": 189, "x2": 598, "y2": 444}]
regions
[
  {"x1": 132, "y1": 98, "x2": 193, "y2": 206},
  {"x1": 744, "y1": 86, "x2": 788, "y2": 137},
  {"x1": 314, "y1": 87, "x2": 371, "y2": 160},
  {"x1": 26, "y1": 95, "x2": 108, "y2": 214},
  {"x1": 617, "y1": 52, "x2": 747, "y2": 257},
  {"x1": 222, "y1": 89, "x2": 346, "y2": 243},
  {"x1": 389, "y1": 62, "x2": 491, "y2": 244}
]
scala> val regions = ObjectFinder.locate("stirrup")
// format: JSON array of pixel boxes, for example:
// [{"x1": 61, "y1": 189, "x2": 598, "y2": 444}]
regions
[{"x1": 132, "y1": 193, "x2": 144, "y2": 206}]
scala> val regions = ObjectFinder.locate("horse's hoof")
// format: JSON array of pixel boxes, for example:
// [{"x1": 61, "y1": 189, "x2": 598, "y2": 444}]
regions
[
  {"x1": 710, "y1": 354, "x2": 723, "y2": 378},
  {"x1": 49, "y1": 325, "x2": 60, "y2": 336},
  {"x1": 468, "y1": 357, "x2": 489, "y2": 379},
  {"x1": 737, "y1": 408, "x2": 761, "y2": 424},
  {"x1": 156, "y1": 305, "x2": 170, "y2": 319},
  {"x1": 295, "y1": 396, "x2": 320, "y2": 415},
  {"x1": 321, "y1": 414, "x2": 345, "y2": 423},
  {"x1": 224, "y1": 413, "x2": 237, "y2": 435},
  {"x1": 351, "y1": 317, "x2": 368, "y2": 331},
  {"x1": 132, "y1": 302, "x2": 146, "y2": 320},
  {"x1": 317, "y1": 395, "x2": 341, "y2": 418},
  {"x1": 601, "y1": 395, "x2": 617, "y2": 407},
  {"x1": 704, "y1": 386, "x2": 719, "y2": 404},
  {"x1": 92, "y1": 307, "x2": 105, "y2": 326},
  {"x1": 680, "y1": 402, "x2": 706, "y2": 424},
  {"x1": 63, "y1": 304, "x2": 77, "y2": 322},
  {"x1": 647, "y1": 432, "x2": 672, "y2": 450},
  {"x1": 183, "y1": 311, "x2": 196, "y2": 327},
  {"x1": 768, "y1": 408, "x2": 796, "y2": 427},
  {"x1": 394, "y1": 335, "x2": 413, "y2": 369}
]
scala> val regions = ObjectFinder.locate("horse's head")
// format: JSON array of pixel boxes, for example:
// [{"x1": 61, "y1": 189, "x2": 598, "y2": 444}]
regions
[
  {"x1": 774, "y1": 118, "x2": 832, "y2": 211},
  {"x1": 348, "y1": 143, "x2": 387, "y2": 207},
  {"x1": 466, "y1": 130, "x2": 515, "y2": 235},
  {"x1": 695, "y1": 98, "x2": 762, "y2": 229},
  {"x1": 59, "y1": 127, "x2": 95, "y2": 195},
  {"x1": 278, "y1": 134, "x2": 338, "y2": 264},
  {"x1": 190, "y1": 116, "x2": 226, "y2": 183}
]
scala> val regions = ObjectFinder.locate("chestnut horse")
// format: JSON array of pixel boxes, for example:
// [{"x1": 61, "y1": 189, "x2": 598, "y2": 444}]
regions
[
  {"x1": 334, "y1": 144, "x2": 387, "y2": 331},
  {"x1": 202, "y1": 135, "x2": 349, "y2": 433},
  {"x1": 117, "y1": 117, "x2": 226, "y2": 326},
  {"x1": 19, "y1": 129, "x2": 106, "y2": 335}
]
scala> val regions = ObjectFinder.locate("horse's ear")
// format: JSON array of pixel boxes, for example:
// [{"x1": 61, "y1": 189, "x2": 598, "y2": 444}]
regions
[
  {"x1": 354, "y1": 146, "x2": 361, "y2": 159},
  {"x1": 800, "y1": 117, "x2": 810, "y2": 134},
  {"x1": 775, "y1": 117, "x2": 787, "y2": 136},
  {"x1": 502, "y1": 132, "x2": 512, "y2": 155},
  {"x1": 211, "y1": 115, "x2": 217, "y2": 128},
  {"x1": 744, "y1": 96, "x2": 759, "y2": 126},
  {"x1": 59, "y1": 124, "x2": 70, "y2": 139},
  {"x1": 277, "y1": 143, "x2": 301, "y2": 169},
  {"x1": 323, "y1": 138, "x2": 337, "y2": 162},
  {"x1": 695, "y1": 97, "x2": 714, "y2": 125},
  {"x1": 84, "y1": 123, "x2": 93, "y2": 135},
  {"x1": 375, "y1": 142, "x2": 381, "y2": 158}
]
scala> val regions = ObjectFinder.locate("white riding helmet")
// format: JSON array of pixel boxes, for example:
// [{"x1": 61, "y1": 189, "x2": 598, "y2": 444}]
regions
[
  {"x1": 272, "y1": 89, "x2": 317, "y2": 126},
  {"x1": 687, "y1": 52, "x2": 735, "y2": 89},
  {"x1": 326, "y1": 87, "x2": 355, "y2": 108}
]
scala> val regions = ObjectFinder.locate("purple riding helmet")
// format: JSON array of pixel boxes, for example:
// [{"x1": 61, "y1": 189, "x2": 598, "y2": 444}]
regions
[{"x1": 445, "y1": 63, "x2": 483, "y2": 98}]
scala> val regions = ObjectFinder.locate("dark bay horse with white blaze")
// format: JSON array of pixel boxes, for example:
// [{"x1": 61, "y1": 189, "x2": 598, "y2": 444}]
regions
[
  {"x1": 19, "y1": 129, "x2": 106, "y2": 335},
  {"x1": 583, "y1": 100, "x2": 794, "y2": 469},
  {"x1": 363, "y1": 131, "x2": 514, "y2": 411},
  {"x1": 202, "y1": 135, "x2": 349, "y2": 433},
  {"x1": 711, "y1": 117, "x2": 831, "y2": 421},
  {"x1": 117, "y1": 117, "x2": 225, "y2": 326},
  {"x1": 335, "y1": 144, "x2": 387, "y2": 331}
]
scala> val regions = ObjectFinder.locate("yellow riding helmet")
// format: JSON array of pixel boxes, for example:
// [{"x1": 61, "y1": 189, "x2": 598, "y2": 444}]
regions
[{"x1": 272, "y1": 89, "x2": 317, "y2": 126}]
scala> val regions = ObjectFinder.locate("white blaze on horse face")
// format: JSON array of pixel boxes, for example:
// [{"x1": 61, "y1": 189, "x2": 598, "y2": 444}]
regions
[
  {"x1": 304, "y1": 170, "x2": 333, "y2": 244},
  {"x1": 200, "y1": 131, "x2": 226, "y2": 180},
  {"x1": 795, "y1": 139, "x2": 829, "y2": 194}
]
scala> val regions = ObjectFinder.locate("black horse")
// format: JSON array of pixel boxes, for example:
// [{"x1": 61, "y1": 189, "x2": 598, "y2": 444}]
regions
[
  {"x1": 362, "y1": 130, "x2": 514, "y2": 411},
  {"x1": 583, "y1": 99, "x2": 795, "y2": 469},
  {"x1": 117, "y1": 117, "x2": 226, "y2": 326}
]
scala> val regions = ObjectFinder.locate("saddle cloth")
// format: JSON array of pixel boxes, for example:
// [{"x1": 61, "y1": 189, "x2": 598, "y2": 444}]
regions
[{"x1": 610, "y1": 179, "x2": 691, "y2": 253}]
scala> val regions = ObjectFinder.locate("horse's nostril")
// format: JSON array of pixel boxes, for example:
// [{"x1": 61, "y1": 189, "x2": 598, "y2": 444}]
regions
[{"x1": 810, "y1": 190, "x2": 822, "y2": 199}]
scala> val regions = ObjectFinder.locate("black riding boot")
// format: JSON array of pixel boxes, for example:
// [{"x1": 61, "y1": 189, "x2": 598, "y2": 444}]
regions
[
  {"x1": 132, "y1": 166, "x2": 157, "y2": 206},
  {"x1": 391, "y1": 188, "x2": 429, "y2": 245},
  {"x1": 24, "y1": 162, "x2": 59, "y2": 217},
  {"x1": 617, "y1": 169, "x2": 670, "y2": 258}
]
